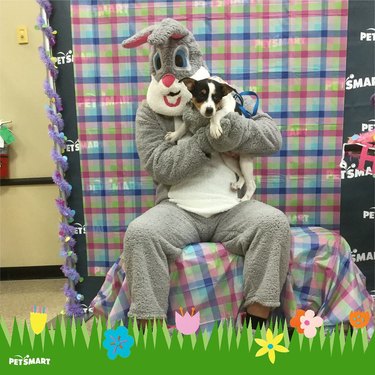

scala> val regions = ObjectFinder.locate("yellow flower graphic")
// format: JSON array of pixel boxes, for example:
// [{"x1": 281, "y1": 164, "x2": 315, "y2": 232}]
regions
[
  {"x1": 255, "y1": 329, "x2": 289, "y2": 364},
  {"x1": 30, "y1": 306, "x2": 47, "y2": 335}
]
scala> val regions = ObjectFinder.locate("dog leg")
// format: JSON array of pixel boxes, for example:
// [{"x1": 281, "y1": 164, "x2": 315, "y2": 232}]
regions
[
  {"x1": 209, "y1": 95, "x2": 236, "y2": 139},
  {"x1": 165, "y1": 122, "x2": 187, "y2": 143},
  {"x1": 221, "y1": 154, "x2": 245, "y2": 190},
  {"x1": 239, "y1": 154, "x2": 256, "y2": 201}
]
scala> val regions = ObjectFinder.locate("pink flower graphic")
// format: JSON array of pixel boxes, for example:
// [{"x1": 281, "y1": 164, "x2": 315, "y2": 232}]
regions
[
  {"x1": 300, "y1": 310, "x2": 323, "y2": 338},
  {"x1": 175, "y1": 307, "x2": 200, "y2": 335}
]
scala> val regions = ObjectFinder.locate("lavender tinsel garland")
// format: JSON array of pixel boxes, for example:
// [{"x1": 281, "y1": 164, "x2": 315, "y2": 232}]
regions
[
  {"x1": 61, "y1": 265, "x2": 80, "y2": 284},
  {"x1": 48, "y1": 125, "x2": 66, "y2": 148},
  {"x1": 36, "y1": 0, "x2": 52, "y2": 18},
  {"x1": 44, "y1": 79, "x2": 63, "y2": 111},
  {"x1": 38, "y1": 0, "x2": 84, "y2": 318},
  {"x1": 38, "y1": 46, "x2": 58, "y2": 79},
  {"x1": 52, "y1": 170, "x2": 72, "y2": 197},
  {"x1": 59, "y1": 222, "x2": 76, "y2": 237},
  {"x1": 36, "y1": 15, "x2": 56, "y2": 46},
  {"x1": 51, "y1": 149, "x2": 68, "y2": 171},
  {"x1": 55, "y1": 198, "x2": 75, "y2": 222},
  {"x1": 65, "y1": 301, "x2": 85, "y2": 317},
  {"x1": 46, "y1": 106, "x2": 64, "y2": 131},
  {"x1": 64, "y1": 283, "x2": 78, "y2": 299}
]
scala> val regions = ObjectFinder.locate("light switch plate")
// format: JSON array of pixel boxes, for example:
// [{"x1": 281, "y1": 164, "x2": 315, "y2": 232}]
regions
[{"x1": 17, "y1": 26, "x2": 28, "y2": 44}]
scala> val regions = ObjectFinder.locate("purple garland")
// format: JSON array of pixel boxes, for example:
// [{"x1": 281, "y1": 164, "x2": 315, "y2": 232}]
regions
[
  {"x1": 36, "y1": 15, "x2": 56, "y2": 46},
  {"x1": 38, "y1": 46, "x2": 58, "y2": 80},
  {"x1": 36, "y1": 0, "x2": 52, "y2": 18},
  {"x1": 37, "y1": 0, "x2": 84, "y2": 317},
  {"x1": 44, "y1": 80, "x2": 63, "y2": 111}
]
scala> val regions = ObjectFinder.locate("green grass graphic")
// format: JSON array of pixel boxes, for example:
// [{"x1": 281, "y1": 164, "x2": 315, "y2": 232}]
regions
[{"x1": 0, "y1": 315, "x2": 373, "y2": 374}]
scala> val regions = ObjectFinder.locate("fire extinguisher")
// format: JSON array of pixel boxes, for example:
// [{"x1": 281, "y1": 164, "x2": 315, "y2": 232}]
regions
[{"x1": 0, "y1": 120, "x2": 14, "y2": 179}]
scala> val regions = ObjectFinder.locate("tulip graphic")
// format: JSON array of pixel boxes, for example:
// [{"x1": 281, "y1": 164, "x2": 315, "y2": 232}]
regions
[
  {"x1": 30, "y1": 306, "x2": 47, "y2": 335},
  {"x1": 175, "y1": 307, "x2": 200, "y2": 335}
]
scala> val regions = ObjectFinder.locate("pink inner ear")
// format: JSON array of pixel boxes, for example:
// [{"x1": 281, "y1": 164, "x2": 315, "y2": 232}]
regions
[
  {"x1": 171, "y1": 33, "x2": 185, "y2": 40},
  {"x1": 122, "y1": 32, "x2": 151, "y2": 48}
]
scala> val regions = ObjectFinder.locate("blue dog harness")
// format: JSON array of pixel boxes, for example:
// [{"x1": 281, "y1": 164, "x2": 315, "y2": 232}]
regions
[{"x1": 233, "y1": 91, "x2": 259, "y2": 118}]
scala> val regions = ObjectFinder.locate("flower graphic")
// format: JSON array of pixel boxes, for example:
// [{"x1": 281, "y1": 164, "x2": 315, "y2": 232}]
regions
[
  {"x1": 103, "y1": 326, "x2": 134, "y2": 360},
  {"x1": 30, "y1": 306, "x2": 47, "y2": 335},
  {"x1": 255, "y1": 329, "x2": 289, "y2": 364},
  {"x1": 300, "y1": 310, "x2": 323, "y2": 338},
  {"x1": 290, "y1": 309, "x2": 306, "y2": 334},
  {"x1": 349, "y1": 311, "x2": 371, "y2": 329},
  {"x1": 175, "y1": 307, "x2": 200, "y2": 335}
]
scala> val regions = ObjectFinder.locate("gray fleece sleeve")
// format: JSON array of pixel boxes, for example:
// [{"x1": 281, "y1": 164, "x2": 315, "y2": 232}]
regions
[
  {"x1": 135, "y1": 101, "x2": 212, "y2": 186},
  {"x1": 206, "y1": 96, "x2": 282, "y2": 155}
]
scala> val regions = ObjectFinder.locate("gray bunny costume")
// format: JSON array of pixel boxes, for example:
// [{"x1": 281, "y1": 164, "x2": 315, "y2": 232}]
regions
[{"x1": 121, "y1": 19, "x2": 291, "y2": 320}]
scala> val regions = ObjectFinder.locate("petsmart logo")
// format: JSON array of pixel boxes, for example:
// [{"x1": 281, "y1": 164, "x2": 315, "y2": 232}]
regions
[
  {"x1": 9, "y1": 355, "x2": 51, "y2": 366},
  {"x1": 56, "y1": 50, "x2": 73, "y2": 65},
  {"x1": 351, "y1": 249, "x2": 375, "y2": 263},
  {"x1": 340, "y1": 160, "x2": 373, "y2": 179},
  {"x1": 363, "y1": 207, "x2": 375, "y2": 219},
  {"x1": 65, "y1": 139, "x2": 80, "y2": 152},
  {"x1": 361, "y1": 119, "x2": 375, "y2": 132},
  {"x1": 345, "y1": 74, "x2": 375, "y2": 90},
  {"x1": 360, "y1": 28, "x2": 375, "y2": 41},
  {"x1": 73, "y1": 222, "x2": 86, "y2": 235}
]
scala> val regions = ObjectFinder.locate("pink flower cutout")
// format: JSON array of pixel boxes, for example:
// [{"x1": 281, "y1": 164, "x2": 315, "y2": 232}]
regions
[
  {"x1": 300, "y1": 310, "x2": 323, "y2": 338},
  {"x1": 175, "y1": 307, "x2": 200, "y2": 335}
]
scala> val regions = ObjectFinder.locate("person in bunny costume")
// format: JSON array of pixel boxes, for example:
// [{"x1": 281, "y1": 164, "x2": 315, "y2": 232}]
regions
[{"x1": 121, "y1": 18, "x2": 291, "y2": 329}]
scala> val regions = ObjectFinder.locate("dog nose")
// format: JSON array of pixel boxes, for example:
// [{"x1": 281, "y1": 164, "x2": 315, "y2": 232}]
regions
[
  {"x1": 161, "y1": 74, "x2": 176, "y2": 88},
  {"x1": 205, "y1": 107, "x2": 214, "y2": 115}
]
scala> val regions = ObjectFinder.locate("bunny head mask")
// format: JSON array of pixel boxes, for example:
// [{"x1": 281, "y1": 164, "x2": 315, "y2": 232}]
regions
[{"x1": 122, "y1": 18, "x2": 210, "y2": 116}]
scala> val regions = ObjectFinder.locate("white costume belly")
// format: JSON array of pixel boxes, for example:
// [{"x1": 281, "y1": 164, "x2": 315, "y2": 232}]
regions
[{"x1": 168, "y1": 118, "x2": 240, "y2": 217}]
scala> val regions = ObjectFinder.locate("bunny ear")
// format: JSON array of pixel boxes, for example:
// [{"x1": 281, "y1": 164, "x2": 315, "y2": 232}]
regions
[
  {"x1": 122, "y1": 25, "x2": 155, "y2": 48},
  {"x1": 171, "y1": 33, "x2": 185, "y2": 40}
]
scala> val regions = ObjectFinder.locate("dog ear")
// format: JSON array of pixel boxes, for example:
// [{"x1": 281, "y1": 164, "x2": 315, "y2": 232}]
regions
[
  {"x1": 221, "y1": 83, "x2": 237, "y2": 96},
  {"x1": 179, "y1": 77, "x2": 196, "y2": 92}
]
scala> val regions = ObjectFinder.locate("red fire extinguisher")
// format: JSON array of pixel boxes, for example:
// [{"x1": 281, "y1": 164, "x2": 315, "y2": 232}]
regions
[{"x1": 0, "y1": 120, "x2": 14, "y2": 179}]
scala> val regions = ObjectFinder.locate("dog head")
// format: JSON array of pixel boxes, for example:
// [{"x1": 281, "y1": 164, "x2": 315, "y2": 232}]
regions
[{"x1": 180, "y1": 77, "x2": 236, "y2": 118}]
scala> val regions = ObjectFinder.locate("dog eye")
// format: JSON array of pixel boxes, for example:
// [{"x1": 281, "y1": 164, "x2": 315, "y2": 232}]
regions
[{"x1": 153, "y1": 52, "x2": 162, "y2": 71}]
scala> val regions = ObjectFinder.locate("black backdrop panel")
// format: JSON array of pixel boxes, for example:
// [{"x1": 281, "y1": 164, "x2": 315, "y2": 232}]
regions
[{"x1": 341, "y1": 0, "x2": 375, "y2": 293}]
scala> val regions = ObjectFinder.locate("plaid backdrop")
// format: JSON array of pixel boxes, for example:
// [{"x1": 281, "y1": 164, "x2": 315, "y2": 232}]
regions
[{"x1": 70, "y1": 0, "x2": 348, "y2": 276}]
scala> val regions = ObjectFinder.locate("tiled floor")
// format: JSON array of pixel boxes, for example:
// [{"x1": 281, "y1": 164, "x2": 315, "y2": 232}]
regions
[{"x1": 0, "y1": 278, "x2": 66, "y2": 331}]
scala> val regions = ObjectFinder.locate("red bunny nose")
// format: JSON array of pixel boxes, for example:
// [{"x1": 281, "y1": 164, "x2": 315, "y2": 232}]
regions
[{"x1": 161, "y1": 74, "x2": 175, "y2": 88}]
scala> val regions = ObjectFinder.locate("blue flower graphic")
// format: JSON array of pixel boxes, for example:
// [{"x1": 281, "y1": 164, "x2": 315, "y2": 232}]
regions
[{"x1": 103, "y1": 326, "x2": 134, "y2": 360}]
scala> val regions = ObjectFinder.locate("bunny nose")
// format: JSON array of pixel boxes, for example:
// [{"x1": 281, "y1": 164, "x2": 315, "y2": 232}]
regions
[{"x1": 161, "y1": 74, "x2": 176, "y2": 88}]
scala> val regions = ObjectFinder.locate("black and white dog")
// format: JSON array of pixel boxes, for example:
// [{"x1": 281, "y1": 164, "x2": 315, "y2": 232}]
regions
[{"x1": 165, "y1": 77, "x2": 256, "y2": 201}]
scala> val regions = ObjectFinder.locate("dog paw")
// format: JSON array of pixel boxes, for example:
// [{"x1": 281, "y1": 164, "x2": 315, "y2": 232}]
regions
[
  {"x1": 210, "y1": 124, "x2": 223, "y2": 139},
  {"x1": 165, "y1": 132, "x2": 179, "y2": 143},
  {"x1": 240, "y1": 191, "x2": 254, "y2": 201},
  {"x1": 230, "y1": 180, "x2": 245, "y2": 191}
]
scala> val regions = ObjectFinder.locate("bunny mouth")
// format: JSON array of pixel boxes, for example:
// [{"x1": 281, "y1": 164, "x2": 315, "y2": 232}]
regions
[
  {"x1": 167, "y1": 90, "x2": 181, "y2": 97},
  {"x1": 164, "y1": 93, "x2": 182, "y2": 107}
]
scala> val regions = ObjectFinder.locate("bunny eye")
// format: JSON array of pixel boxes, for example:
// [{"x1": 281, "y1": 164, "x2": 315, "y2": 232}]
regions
[
  {"x1": 174, "y1": 47, "x2": 190, "y2": 69},
  {"x1": 153, "y1": 52, "x2": 162, "y2": 71}
]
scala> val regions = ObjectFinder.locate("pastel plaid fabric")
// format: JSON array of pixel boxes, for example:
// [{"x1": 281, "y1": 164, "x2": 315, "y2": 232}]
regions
[
  {"x1": 70, "y1": 0, "x2": 348, "y2": 275},
  {"x1": 90, "y1": 227, "x2": 374, "y2": 335}
]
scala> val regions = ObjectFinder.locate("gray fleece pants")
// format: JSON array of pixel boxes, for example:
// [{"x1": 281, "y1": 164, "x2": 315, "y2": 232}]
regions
[{"x1": 122, "y1": 199, "x2": 291, "y2": 320}]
